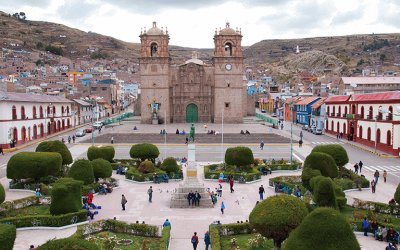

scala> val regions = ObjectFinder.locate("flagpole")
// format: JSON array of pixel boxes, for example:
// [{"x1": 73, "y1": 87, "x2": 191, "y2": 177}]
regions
[{"x1": 164, "y1": 109, "x2": 167, "y2": 159}]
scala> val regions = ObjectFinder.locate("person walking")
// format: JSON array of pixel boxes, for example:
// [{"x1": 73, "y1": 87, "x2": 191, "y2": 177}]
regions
[
  {"x1": 72, "y1": 135, "x2": 76, "y2": 143},
  {"x1": 147, "y1": 186, "x2": 153, "y2": 202},
  {"x1": 298, "y1": 139, "x2": 303, "y2": 148},
  {"x1": 221, "y1": 201, "x2": 225, "y2": 214},
  {"x1": 191, "y1": 232, "x2": 199, "y2": 250},
  {"x1": 259, "y1": 185, "x2": 265, "y2": 200},
  {"x1": 383, "y1": 170, "x2": 388, "y2": 183},
  {"x1": 354, "y1": 163, "x2": 359, "y2": 174},
  {"x1": 359, "y1": 161, "x2": 363, "y2": 173},
  {"x1": 371, "y1": 180, "x2": 376, "y2": 193},
  {"x1": 300, "y1": 131, "x2": 303, "y2": 139},
  {"x1": 362, "y1": 217, "x2": 369, "y2": 236},
  {"x1": 260, "y1": 140, "x2": 264, "y2": 150},
  {"x1": 111, "y1": 136, "x2": 114, "y2": 144},
  {"x1": 229, "y1": 176, "x2": 234, "y2": 193},
  {"x1": 163, "y1": 219, "x2": 171, "y2": 227},
  {"x1": 374, "y1": 170, "x2": 380, "y2": 185},
  {"x1": 121, "y1": 194, "x2": 127, "y2": 211},
  {"x1": 204, "y1": 231, "x2": 211, "y2": 250},
  {"x1": 68, "y1": 136, "x2": 71, "y2": 144}
]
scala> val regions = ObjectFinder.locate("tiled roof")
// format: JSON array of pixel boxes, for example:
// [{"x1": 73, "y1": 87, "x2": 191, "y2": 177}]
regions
[
  {"x1": 296, "y1": 96, "x2": 320, "y2": 105},
  {"x1": 311, "y1": 98, "x2": 326, "y2": 109},
  {"x1": 342, "y1": 77, "x2": 400, "y2": 85},
  {"x1": 325, "y1": 95, "x2": 351, "y2": 103},
  {"x1": 285, "y1": 96, "x2": 301, "y2": 104},
  {"x1": 352, "y1": 91, "x2": 400, "y2": 102},
  {"x1": 0, "y1": 91, "x2": 72, "y2": 103},
  {"x1": 73, "y1": 99, "x2": 91, "y2": 106}
]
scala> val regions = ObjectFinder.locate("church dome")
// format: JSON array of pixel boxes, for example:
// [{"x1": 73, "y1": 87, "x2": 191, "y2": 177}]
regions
[
  {"x1": 183, "y1": 51, "x2": 204, "y2": 65},
  {"x1": 219, "y1": 22, "x2": 239, "y2": 35},
  {"x1": 146, "y1": 22, "x2": 163, "y2": 35}
]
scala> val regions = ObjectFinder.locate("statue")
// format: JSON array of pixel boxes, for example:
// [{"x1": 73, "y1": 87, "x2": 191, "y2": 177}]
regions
[
  {"x1": 189, "y1": 123, "x2": 195, "y2": 142},
  {"x1": 149, "y1": 99, "x2": 160, "y2": 120}
]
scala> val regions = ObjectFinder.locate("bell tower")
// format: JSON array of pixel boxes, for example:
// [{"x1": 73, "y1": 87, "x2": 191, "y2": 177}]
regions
[
  {"x1": 139, "y1": 22, "x2": 170, "y2": 124},
  {"x1": 213, "y1": 22, "x2": 244, "y2": 123}
]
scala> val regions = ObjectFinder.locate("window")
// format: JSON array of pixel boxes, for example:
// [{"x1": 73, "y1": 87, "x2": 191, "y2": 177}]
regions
[
  {"x1": 387, "y1": 130, "x2": 392, "y2": 146},
  {"x1": 12, "y1": 105, "x2": 17, "y2": 120},
  {"x1": 225, "y1": 102, "x2": 230, "y2": 108},
  {"x1": 360, "y1": 106, "x2": 364, "y2": 119},
  {"x1": 367, "y1": 127, "x2": 371, "y2": 140},
  {"x1": 150, "y1": 42, "x2": 158, "y2": 57},
  {"x1": 368, "y1": 106, "x2": 373, "y2": 119},
  {"x1": 21, "y1": 106, "x2": 26, "y2": 119},
  {"x1": 33, "y1": 106, "x2": 37, "y2": 119},
  {"x1": 359, "y1": 126, "x2": 363, "y2": 139},
  {"x1": 224, "y1": 42, "x2": 233, "y2": 56},
  {"x1": 91, "y1": 87, "x2": 97, "y2": 91},
  {"x1": 101, "y1": 87, "x2": 107, "y2": 91}
]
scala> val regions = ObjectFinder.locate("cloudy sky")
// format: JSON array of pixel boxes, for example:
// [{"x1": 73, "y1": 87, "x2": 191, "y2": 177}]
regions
[{"x1": 1, "y1": 0, "x2": 399, "y2": 48}]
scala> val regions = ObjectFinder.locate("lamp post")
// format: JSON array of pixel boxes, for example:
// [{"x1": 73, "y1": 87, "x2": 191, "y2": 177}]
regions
[
  {"x1": 164, "y1": 109, "x2": 167, "y2": 159},
  {"x1": 290, "y1": 103, "x2": 294, "y2": 163},
  {"x1": 45, "y1": 103, "x2": 52, "y2": 137},
  {"x1": 221, "y1": 108, "x2": 224, "y2": 163}
]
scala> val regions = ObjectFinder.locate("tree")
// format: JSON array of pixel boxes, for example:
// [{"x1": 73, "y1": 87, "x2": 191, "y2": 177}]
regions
[
  {"x1": 0, "y1": 224, "x2": 16, "y2": 250},
  {"x1": 36, "y1": 140, "x2": 73, "y2": 165},
  {"x1": 303, "y1": 152, "x2": 338, "y2": 178},
  {"x1": 282, "y1": 207, "x2": 360, "y2": 250},
  {"x1": 161, "y1": 157, "x2": 180, "y2": 174},
  {"x1": 50, "y1": 178, "x2": 83, "y2": 215},
  {"x1": 87, "y1": 146, "x2": 115, "y2": 162},
  {"x1": 311, "y1": 144, "x2": 349, "y2": 167},
  {"x1": 0, "y1": 183, "x2": 5, "y2": 204},
  {"x1": 312, "y1": 176, "x2": 338, "y2": 209},
  {"x1": 138, "y1": 160, "x2": 156, "y2": 173},
  {"x1": 301, "y1": 167, "x2": 321, "y2": 190},
  {"x1": 249, "y1": 195, "x2": 308, "y2": 250},
  {"x1": 69, "y1": 159, "x2": 94, "y2": 185},
  {"x1": 92, "y1": 158, "x2": 112, "y2": 181},
  {"x1": 395, "y1": 184, "x2": 400, "y2": 204},
  {"x1": 129, "y1": 143, "x2": 160, "y2": 162},
  {"x1": 225, "y1": 146, "x2": 254, "y2": 169}
]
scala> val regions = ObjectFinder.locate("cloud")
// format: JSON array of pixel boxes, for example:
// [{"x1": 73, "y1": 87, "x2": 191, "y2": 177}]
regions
[
  {"x1": 377, "y1": 0, "x2": 400, "y2": 28},
  {"x1": 56, "y1": 1, "x2": 99, "y2": 22},
  {"x1": 331, "y1": 9, "x2": 364, "y2": 25}
]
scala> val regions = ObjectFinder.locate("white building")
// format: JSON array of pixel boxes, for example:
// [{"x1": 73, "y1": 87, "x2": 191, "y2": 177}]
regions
[{"x1": 0, "y1": 91, "x2": 73, "y2": 149}]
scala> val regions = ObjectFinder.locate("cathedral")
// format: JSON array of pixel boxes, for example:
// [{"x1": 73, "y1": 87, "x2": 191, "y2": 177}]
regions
[{"x1": 139, "y1": 22, "x2": 247, "y2": 124}]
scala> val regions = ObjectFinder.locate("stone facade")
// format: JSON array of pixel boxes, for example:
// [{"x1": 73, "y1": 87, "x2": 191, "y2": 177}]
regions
[{"x1": 139, "y1": 22, "x2": 246, "y2": 124}]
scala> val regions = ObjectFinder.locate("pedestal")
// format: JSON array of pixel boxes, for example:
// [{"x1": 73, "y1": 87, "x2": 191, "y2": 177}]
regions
[
  {"x1": 187, "y1": 144, "x2": 196, "y2": 177},
  {"x1": 151, "y1": 118, "x2": 158, "y2": 125}
]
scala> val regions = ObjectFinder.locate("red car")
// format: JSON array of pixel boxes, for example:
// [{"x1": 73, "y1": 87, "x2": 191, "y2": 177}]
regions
[{"x1": 84, "y1": 127, "x2": 93, "y2": 133}]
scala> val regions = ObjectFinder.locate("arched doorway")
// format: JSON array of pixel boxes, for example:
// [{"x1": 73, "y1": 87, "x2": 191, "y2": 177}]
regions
[
  {"x1": 57, "y1": 120, "x2": 61, "y2": 132},
  {"x1": 359, "y1": 126, "x2": 363, "y2": 139},
  {"x1": 13, "y1": 127, "x2": 18, "y2": 142},
  {"x1": 62, "y1": 119, "x2": 65, "y2": 130},
  {"x1": 39, "y1": 124, "x2": 44, "y2": 138},
  {"x1": 387, "y1": 130, "x2": 391, "y2": 145},
  {"x1": 376, "y1": 129, "x2": 381, "y2": 144},
  {"x1": 343, "y1": 123, "x2": 346, "y2": 135},
  {"x1": 186, "y1": 104, "x2": 199, "y2": 123},
  {"x1": 47, "y1": 122, "x2": 51, "y2": 135},
  {"x1": 67, "y1": 119, "x2": 71, "y2": 128},
  {"x1": 367, "y1": 127, "x2": 371, "y2": 140},
  {"x1": 33, "y1": 125, "x2": 37, "y2": 139},
  {"x1": 331, "y1": 121, "x2": 334, "y2": 131},
  {"x1": 336, "y1": 121, "x2": 340, "y2": 133},
  {"x1": 21, "y1": 126, "x2": 26, "y2": 142}
]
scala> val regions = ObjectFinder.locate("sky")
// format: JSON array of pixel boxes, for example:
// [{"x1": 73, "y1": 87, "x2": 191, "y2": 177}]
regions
[{"x1": 1, "y1": 0, "x2": 399, "y2": 48}]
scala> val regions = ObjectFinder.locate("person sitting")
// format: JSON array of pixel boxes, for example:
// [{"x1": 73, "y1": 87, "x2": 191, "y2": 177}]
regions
[
  {"x1": 181, "y1": 130, "x2": 186, "y2": 135},
  {"x1": 176, "y1": 129, "x2": 179, "y2": 134},
  {"x1": 387, "y1": 227, "x2": 396, "y2": 242},
  {"x1": 245, "y1": 130, "x2": 250, "y2": 135},
  {"x1": 153, "y1": 173, "x2": 160, "y2": 184},
  {"x1": 376, "y1": 226, "x2": 383, "y2": 240},
  {"x1": 371, "y1": 220, "x2": 379, "y2": 237},
  {"x1": 275, "y1": 182, "x2": 284, "y2": 193},
  {"x1": 87, "y1": 207, "x2": 97, "y2": 220},
  {"x1": 162, "y1": 174, "x2": 169, "y2": 183},
  {"x1": 260, "y1": 166, "x2": 272, "y2": 175},
  {"x1": 116, "y1": 165, "x2": 128, "y2": 175},
  {"x1": 99, "y1": 184, "x2": 107, "y2": 195},
  {"x1": 163, "y1": 219, "x2": 171, "y2": 227},
  {"x1": 240, "y1": 130, "x2": 245, "y2": 134},
  {"x1": 181, "y1": 157, "x2": 187, "y2": 163},
  {"x1": 133, "y1": 126, "x2": 138, "y2": 131},
  {"x1": 389, "y1": 198, "x2": 396, "y2": 206},
  {"x1": 386, "y1": 242, "x2": 398, "y2": 250}
]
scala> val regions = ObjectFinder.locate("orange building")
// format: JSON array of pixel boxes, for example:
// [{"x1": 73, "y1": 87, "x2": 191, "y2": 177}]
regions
[
  {"x1": 67, "y1": 71, "x2": 86, "y2": 86},
  {"x1": 284, "y1": 97, "x2": 301, "y2": 122}
]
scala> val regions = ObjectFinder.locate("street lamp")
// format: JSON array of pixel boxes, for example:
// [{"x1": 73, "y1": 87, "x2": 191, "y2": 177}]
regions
[{"x1": 289, "y1": 101, "x2": 295, "y2": 163}]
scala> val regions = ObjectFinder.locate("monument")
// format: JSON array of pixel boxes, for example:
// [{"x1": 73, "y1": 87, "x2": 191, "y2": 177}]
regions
[
  {"x1": 149, "y1": 99, "x2": 161, "y2": 124},
  {"x1": 170, "y1": 125, "x2": 213, "y2": 208}
]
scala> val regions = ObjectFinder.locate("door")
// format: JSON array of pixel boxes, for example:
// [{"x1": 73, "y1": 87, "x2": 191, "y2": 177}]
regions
[{"x1": 186, "y1": 104, "x2": 198, "y2": 123}]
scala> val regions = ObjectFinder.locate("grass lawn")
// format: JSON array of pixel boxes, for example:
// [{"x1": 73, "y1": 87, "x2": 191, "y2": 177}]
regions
[
  {"x1": 0, "y1": 204, "x2": 50, "y2": 218},
  {"x1": 220, "y1": 234, "x2": 273, "y2": 250},
  {"x1": 90, "y1": 231, "x2": 160, "y2": 249}
]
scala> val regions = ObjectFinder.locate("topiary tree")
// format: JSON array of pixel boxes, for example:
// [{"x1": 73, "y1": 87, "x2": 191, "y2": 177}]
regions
[
  {"x1": 282, "y1": 207, "x2": 360, "y2": 250},
  {"x1": 395, "y1": 184, "x2": 400, "y2": 204},
  {"x1": 0, "y1": 183, "x2": 5, "y2": 205},
  {"x1": 312, "y1": 144, "x2": 349, "y2": 167},
  {"x1": 303, "y1": 152, "x2": 338, "y2": 178},
  {"x1": 225, "y1": 146, "x2": 254, "y2": 168},
  {"x1": 309, "y1": 175, "x2": 325, "y2": 192},
  {"x1": 130, "y1": 143, "x2": 160, "y2": 162},
  {"x1": 92, "y1": 158, "x2": 112, "y2": 181},
  {"x1": 69, "y1": 159, "x2": 94, "y2": 185},
  {"x1": 36, "y1": 140, "x2": 73, "y2": 165},
  {"x1": 161, "y1": 157, "x2": 180, "y2": 174},
  {"x1": 313, "y1": 176, "x2": 338, "y2": 209},
  {"x1": 7, "y1": 152, "x2": 62, "y2": 181},
  {"x1": 50, "y1": 178, "x2": 83, "y2": 215},
  {"x1": 87, "y1": 146, "x2": 115, "y2": 162},
  {"x1": 138, "y1": 160, "x2": 156, "y2": 173},
  {"x1": 0, "y1": 223, "x2": 16, "y2": 250},
  {"x1": 37, "y1": 237, "x2": 98, "y2": 250},
  {"x1": 249, "y1": 195, "x2": 308, "y2": 250},
  {"x1": 301, "y1": 167, "x2": 321, "y2": 190}
]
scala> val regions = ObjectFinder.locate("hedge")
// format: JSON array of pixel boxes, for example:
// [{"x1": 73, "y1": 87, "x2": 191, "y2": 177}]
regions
[
  {"x1": 312, "y1": 177, "x2": 338, "y2": 209},
  {"x1": 91, "y1": 158, "x2": 112, "y2": 180},
  {"x1": 395, "y1": 184, "x2": 400, "y2": 204},
  {"x1": 269, "y1": 176, "x2": 307, "y2": 195},
  {"x1": 312, "y1": 144, "x2": 349, "y2": 167},
  {"x1": 301, "y1": 167, "x2": 321, "y2": 190},
  {"x1": 37, "y1": 237, "x2": 98, "y2": 250},
  {"x1": 138, "y1": 160, "x2": 156, "y2": 173},
  {"x1": 69, "y1": 159, "x2": 94, "y2": 185},
  {"x1": 129, "y1": 143, "x2": 160, "y2": 162},
  {"x1": 0, "y1": 183, "x2": 5, "y2": 204},
  {"x1": 50, "y1": 178, "x2": 83, "y2": 215},
  {"x1": 282, "y1": 207, "x2": 360, "y2": 250},
  {"x1": 0, "y1": 196, "x2": 37, "y2": 213},
  {"x1": 0, "y1": 223, "x2": 16, "y2": 250},
  {"x1": 7, "y1": 152, "x2": 62, "y2": 180},
  {"x1": 210, "y1": 224, "x2": 221, "y2": 250},
  {"x1": 87, "y1": 146, "x2": 115, "y2": 162},
  {"x1": 303, "y1": 152, "x2": 338, "y2": 178},
  {"x1": 159, "y1": 225, "x2": 171, "y2": 250},
  {"x1": 225, "y1": 147, "x2": 254, "y2": 168},
  {"x1": 126, "y1": 169, "x2": 166, "y2": 182},
  {"x1": 204, "y1": 165, "x2": 262, "y2": 182},
  {"x1": 0, "y1": 210, "x2": 87, "y2": 228},
  {"x1": 267, "y1": 163, "x2": 301, "y2": 171},
  {"x1": 338, "y1": 166, "x2": 370, "y2": 188},
  {"x1": 36, "y1": 140, "x2": 73, "y2": 165},
  {"x1": 249, "y1": 195, "x2": 308, "y2": 248},
  {"x1": 161, "y1": 157, "x2": 180, "y2": 174}
]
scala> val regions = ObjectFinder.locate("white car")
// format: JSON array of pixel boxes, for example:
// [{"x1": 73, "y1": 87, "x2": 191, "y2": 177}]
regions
[
  {"x1": 93, "y1": 121, "x2": 103, "y2": 129},
  {"x1": 315, "y1": 128, "x2": 323, "y2": 135},
  {"x1": 75, "y1": 129, "x2": 86, "y2": 137}
]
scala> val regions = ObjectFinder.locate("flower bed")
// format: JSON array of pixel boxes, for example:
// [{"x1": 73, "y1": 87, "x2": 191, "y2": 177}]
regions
[
  {"x1": 204, "y1": 164, "x2": 262, "y2": 183},
  {"x1": 257, "y1": 158, "x2": 302, "y2": 171},
  {"x1": 125, "y1": 167, "x2": 183, "y2": 182}
]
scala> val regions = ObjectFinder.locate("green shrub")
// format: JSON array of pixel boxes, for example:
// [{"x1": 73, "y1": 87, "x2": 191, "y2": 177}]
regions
[
  {"x1": 301, "y1": 167, "x2": 321, "y2": 190},
  {"x1": 91, "y1": 158, "x2": 112, "y2": 180},
  {"x1": 312, "y1": 144, "x2": 349, "y2": 166},
  {"x1": 0, "y1": 183, "x2": 5, "y2": 204},
  {"x1": 129, "y1": 143, "x2": 160, "y2": 162},
  {"x1": 249, "y1": 195, "x2": 308, "y2": 249},
  {"x1": 7, "y1": 152, "x2": 62, "y2": 180},
  {"x1": 334, "y1": 178, "x2": 355, "y2": 190},
  {"x1": 225, "y1": 147, "x2": 254, "y2": 168},
  {"x1": 159, "y1": 226, "x2": 171, "y2": 250},
  {"x1": 0, "y1": 224, "x2": 16, "y2": 250},
  {"x1": 161, "y1": 157, "x2": 180, "y2": 174},
  {"x1": 395, "y1": 184, "x2": 400, "y2": 204},
  {"x1": 303, "y1": 152, "x2": 338, "y2": 178},
  {"x1": 313, "y1": 177, "x2": 338, "y2": 209},
  {"x1": 309, "y1": 175, "x2": 325, "y2": 192},
  {"x1": 36, "y1": 140, "x2": 73, "y2": 165},
  {"x1": 125, "y1": 168, "x2": 168, "y2": 182},
  {"x1": 69, "y1": 159, "x2": 94, "y2": 185},
  {"x1": 138, "y1": 160, "x2": 156, "y2": 173},
  {"x1": 37, "y1": 237, "x2": 98, "y2": 250},
  {"x1": 87, "y1": 146, "x2": 115, "y2": 162},
  {"x1": 209, "y1": 224, "x2": 221, "y2": 250},
  {"x1": 50, "y1": 178, "x2": 83, "y2": 215},
  {"x1": 282, "y1": 207, "x2": 360, "y2": 250}
]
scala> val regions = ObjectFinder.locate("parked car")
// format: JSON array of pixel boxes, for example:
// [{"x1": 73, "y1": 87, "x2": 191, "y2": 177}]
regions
[
  {"x1": 271, "y1": 113, "x2": 277, "y2": 117},
  {"x1": 302, "y1": 125, "x2": 309, "y2": 131},
  {"x1": 315, "y1": 128, "x2": 323, "y2": 135},
  {"x1": 93, "y1": 121, "x2": 103, "y2": 129},
  {"x1": 261, "y1": 109, "x2": 266, "y2": 113},
  {"x1": 75, "y1": 129, "x2": 86, "y2": 137},
  {"x1": 310, "y1": 126, "x2": 316, "y2": 133},
  {"x1": 84, "y1": 127, "x2": 93, "y2": 133}
]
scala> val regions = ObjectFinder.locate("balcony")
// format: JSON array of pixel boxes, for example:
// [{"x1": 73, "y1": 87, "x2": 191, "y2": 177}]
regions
[
  {"x1": 12, "y1": 115, "x2": 17, "y2": 120},
  {"x1": 367, "y1": 114, "x2": 373, "y2": 119},
  {"x1": 342, "y1": 114, "x2": 347, "y2": 118},
  {"x1": 330, "y1": 113, "x2": 335, "y2": 116},
  {"x1": 312, "y1": 111, "x2": 320, "y2": 116},
  {"x1": 336, "y1": 113, "x2": 341, "y2": 117},
  {"x1": 40, "y1": 114, "x2": 44, "y2": 118},
  {"x1": 386, "y1": 114, "x2": 393, "y2": 121},
  {"x1": 377, "y1": 114, "x2": 383, "y2": 121},
  {"x1": 21, "y1": 114, "x2": 26, "y2": 120},
  {"x1": 33, "y1": 114, "x2": 37, "y2": 119}
]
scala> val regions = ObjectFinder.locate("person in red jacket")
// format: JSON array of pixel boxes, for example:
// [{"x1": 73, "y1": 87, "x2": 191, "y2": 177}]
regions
[
  {"x1": 191, "y1": 232, "x2": 199, "y2": 250},
  {"x1": 229, "y1": 175, "x2": 234, "y2": 193}
]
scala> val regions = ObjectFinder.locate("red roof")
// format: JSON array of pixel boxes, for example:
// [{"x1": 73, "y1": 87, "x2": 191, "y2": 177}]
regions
[
  {"x1": 352, "y1": 91, "x2": 400, "y2": 102},
  {"x1": 296, "y1": 96, "x2": 320, "y2": 105},
  {"x1": 325, "y1": 95, "x2": 351, "y2": 103},
  {"x1": 285, "y1": 96, "x2": 301, "y2": 104},
  {"x1": 311, "y1": 98, "x2": 326, "y2": 109},
  {"x1": 0, "y1": 91, "x2": 72, "y2": 103}
]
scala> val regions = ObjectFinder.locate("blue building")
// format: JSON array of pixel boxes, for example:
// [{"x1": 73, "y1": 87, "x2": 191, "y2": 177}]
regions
[{"x1": 295, "y1": 96, "x2": 321, "y2": 125}]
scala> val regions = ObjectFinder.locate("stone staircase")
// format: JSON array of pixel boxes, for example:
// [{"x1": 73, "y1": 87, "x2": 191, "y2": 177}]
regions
[{"x1": 170, "y1": 177, "x2": 213, "y2": 208}]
